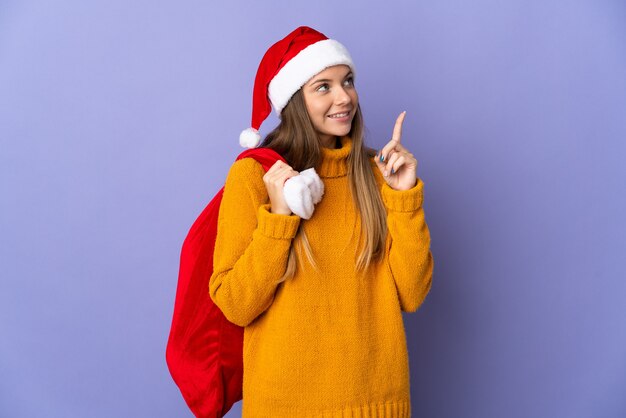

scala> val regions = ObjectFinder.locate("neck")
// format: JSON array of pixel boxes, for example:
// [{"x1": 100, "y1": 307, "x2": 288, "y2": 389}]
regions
[
  {"x1": 316, "y1": 135, "x2": 352, "y2": 178},
  {"x1": 320, "y1": 135, "x2": 341, "y2": 149}
]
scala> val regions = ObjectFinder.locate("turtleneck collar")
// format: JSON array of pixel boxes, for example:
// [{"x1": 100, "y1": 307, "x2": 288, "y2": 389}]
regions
[{"x1": 316, "y1": 135, "x2": 352, "y2": 178}]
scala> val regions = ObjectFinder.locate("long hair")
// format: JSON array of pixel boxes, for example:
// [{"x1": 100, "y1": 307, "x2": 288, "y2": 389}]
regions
[{"x1": 260, "y1": 88, "x2": 388, "y2": 283}]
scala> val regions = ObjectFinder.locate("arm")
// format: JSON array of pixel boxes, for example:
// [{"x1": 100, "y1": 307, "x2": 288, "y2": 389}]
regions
[
  {"x1": 380, "y1": 178, "x2": 434, "y2": 312},
  {"x1": 209, "y1": 158, "x2": 301, "y2": 326},
  {"x1": 370, "y1": 157, "x2": 434, "y2": 312}
]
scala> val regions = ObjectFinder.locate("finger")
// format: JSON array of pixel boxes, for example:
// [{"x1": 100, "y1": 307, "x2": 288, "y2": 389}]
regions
[
  {"x1": 393, "y1": 141, "x2": 410, "y2": 153},
  {"x1": 270, "y1": 162, "x2": 294, "y2": 176},
  {"x1": 389, "y1": 155, "x2": 407, "y2": 176},
  {"x1": 267, "y1": 160, "x2": 284, "y2": 174},
  {"x1": 277, "y1": 167, "x2": 299, "y2": 182},
  {"x1": 384, "y1": 151, "x2": 401, "y2": 176},
  {"x1": 378, "y1": 111, "x2": 406, "y2": 163},
  {"x1": 391, "y1": 111, "x2": 406, "y2": 144},
  {"x1": 266, "y1": 165, "x2": 292, "y2": 182},
  {"x1": 377, "y1": 142, "x2": 397, "y2": 164},
  {"x1": 283, "y1": 171, "x2": 301, "y2": 186}
]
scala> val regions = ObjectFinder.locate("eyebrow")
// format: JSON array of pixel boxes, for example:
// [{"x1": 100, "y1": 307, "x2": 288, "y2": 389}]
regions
[{"x1": 309, "y1": 71, "x2": 353, "y2": 86}]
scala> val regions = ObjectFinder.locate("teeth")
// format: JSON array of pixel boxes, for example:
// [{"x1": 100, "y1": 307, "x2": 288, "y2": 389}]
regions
[{"x1": 329, "y1": 112, "x2": 349, "y2": 118}]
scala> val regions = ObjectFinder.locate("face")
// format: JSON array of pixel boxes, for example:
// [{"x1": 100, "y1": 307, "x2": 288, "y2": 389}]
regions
[{"x1": 302, "y1": 64, "x2": 358, "y2": 147}]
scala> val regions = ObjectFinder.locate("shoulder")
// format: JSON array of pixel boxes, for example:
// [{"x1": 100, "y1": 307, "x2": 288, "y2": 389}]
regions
[
  {"x1": 227, "y1": 156, "x2": 266, "y2": 177},
  {"x1": 224, "y1": 157, "x2": 267, "y2": 196}
]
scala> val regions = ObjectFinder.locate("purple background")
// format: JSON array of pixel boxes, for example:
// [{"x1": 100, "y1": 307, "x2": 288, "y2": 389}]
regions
[{"x1": 1, "y1": 1, "x2": 625, "y2": 417}]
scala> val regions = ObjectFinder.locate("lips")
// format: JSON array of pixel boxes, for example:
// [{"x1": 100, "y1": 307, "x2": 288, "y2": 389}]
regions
[{"x1": 328, "y1": 110, "x2": 351, "y2": 118}]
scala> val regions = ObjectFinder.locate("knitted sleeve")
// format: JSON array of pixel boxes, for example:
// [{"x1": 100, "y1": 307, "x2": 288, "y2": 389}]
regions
[
  {"x1": 209, "y1": 158, "x2": 301, "y2": 327},
  {"x1": 370, "y1": 157, "x2": 434, "y2": 312},
  {"x1": 380, "y1": 179, "x2": 434, "y2": 312}
]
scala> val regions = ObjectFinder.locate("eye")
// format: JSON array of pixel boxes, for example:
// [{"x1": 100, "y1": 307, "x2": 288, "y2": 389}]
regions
[
  {"x1": 315, "y1": 77, "x2": 354, "y2": 93},
  {"x1": 316, "y1": 83, "x2": 329, "y2": 92}
]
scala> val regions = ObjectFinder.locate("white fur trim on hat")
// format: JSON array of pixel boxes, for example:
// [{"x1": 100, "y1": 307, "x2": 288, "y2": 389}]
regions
[
  {"x1": 283, "y1": 167, "x2": 324, "y2": 219},
  {"x1": 268, "y1": 39, "x2": 355, "y2": 117}
]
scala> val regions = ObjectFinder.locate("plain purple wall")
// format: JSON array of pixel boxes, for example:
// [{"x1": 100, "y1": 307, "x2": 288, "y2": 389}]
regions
[{"x1": 1, "y1": 1, "x2": 625, "y2": 417}]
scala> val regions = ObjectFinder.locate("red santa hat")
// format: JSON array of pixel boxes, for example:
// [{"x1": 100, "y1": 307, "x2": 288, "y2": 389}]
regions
[{"x1": 239, "y1": 26, "x2": 356, "y2": 148}]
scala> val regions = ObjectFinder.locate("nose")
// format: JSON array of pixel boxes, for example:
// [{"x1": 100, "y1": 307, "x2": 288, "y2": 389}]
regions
[{"x1": 334, "y1": 86, "x2": 351, "y2": 105}]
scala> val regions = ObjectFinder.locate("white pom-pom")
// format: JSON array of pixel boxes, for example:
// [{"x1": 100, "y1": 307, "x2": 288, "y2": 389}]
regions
[{"x1": 239, "y1": 127, "x2": 261, "y2": 148}]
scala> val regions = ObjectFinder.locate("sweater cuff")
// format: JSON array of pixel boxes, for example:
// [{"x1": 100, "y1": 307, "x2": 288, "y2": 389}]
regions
[
  {"x1": 256, "y1": 203, "x2": 301, "y2": 239},
  {"x1": 381, "y1": 178, "x2": 424, "y2": 212}
]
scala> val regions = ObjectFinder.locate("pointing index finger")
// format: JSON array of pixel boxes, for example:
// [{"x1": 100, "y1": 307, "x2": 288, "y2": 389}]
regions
[{"x1": 392, "y1": 111, "x2": 407, "y2": 144}]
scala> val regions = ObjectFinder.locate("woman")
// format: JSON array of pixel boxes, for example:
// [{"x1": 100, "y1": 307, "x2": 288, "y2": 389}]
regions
[{"x1": 209, "y1": 26, "x2": 434, "y2": 418}]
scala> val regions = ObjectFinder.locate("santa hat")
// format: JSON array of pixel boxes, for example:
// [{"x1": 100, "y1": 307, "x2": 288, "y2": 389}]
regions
[{"x1": 239, "y1": 26, "x2": 356, "y2": 148}]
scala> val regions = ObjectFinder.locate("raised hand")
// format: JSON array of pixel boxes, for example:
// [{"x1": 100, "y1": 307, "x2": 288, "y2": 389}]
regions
[{"x1": 374, "y1": 111, "x2": 418, "y2": 191}]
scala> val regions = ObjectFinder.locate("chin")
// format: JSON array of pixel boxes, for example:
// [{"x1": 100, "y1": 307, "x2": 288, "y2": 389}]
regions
[
  {"x1": 317, "y1": 121, "x2": 353, "y2": 138},
  {"x1": 326, "y1": 127, "x2": 352, "y2": 136}
]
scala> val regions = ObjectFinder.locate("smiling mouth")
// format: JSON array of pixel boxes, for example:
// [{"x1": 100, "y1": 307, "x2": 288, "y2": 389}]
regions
[{"x1": 328, "y1": 111, "x2": 351, "y2": 119}]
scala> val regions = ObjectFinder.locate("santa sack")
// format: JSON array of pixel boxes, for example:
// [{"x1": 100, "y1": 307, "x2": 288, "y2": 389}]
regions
[{"x1": 166, "y1": 147, "x2": 287, "y2": 418}]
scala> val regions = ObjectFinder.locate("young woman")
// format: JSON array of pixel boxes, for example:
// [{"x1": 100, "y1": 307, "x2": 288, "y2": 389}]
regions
[{"x1": 209, "y1": 26, "x2": 434, "y2": 418}]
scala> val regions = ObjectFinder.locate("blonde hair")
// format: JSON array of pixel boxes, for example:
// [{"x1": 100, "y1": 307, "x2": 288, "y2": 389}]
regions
[{"x1": 260, "y1": 88, "x2": 388, "y2": 282}]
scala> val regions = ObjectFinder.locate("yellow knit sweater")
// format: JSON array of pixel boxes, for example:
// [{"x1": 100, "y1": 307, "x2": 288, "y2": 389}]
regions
[{"x1": 209, "y1": 135, "x2": 434, "y2": 418}]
